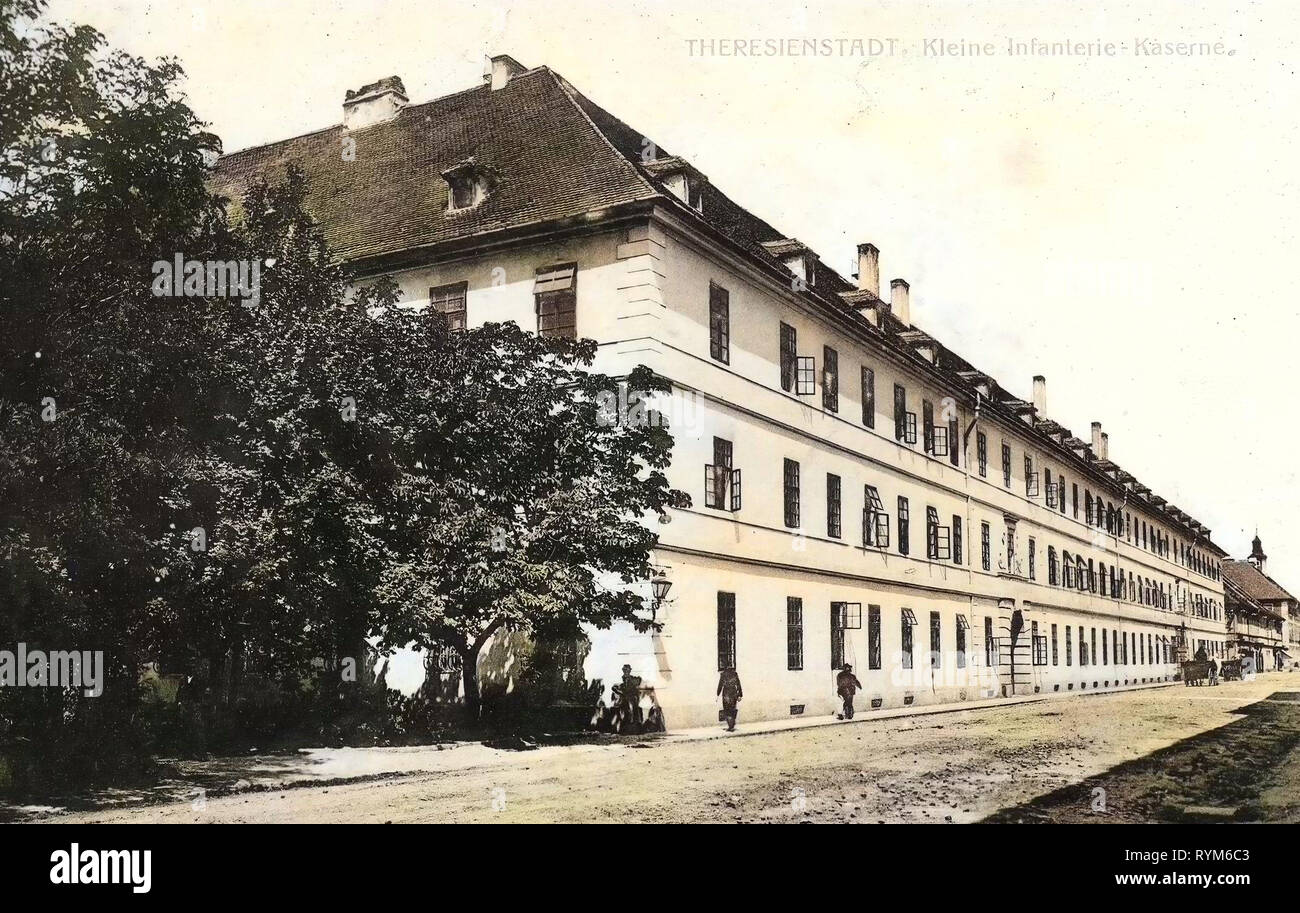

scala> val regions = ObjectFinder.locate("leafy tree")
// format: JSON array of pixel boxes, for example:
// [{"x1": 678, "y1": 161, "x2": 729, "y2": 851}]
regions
[
  {"x1": 0, "y1": 0, "x2": 226, "y2": 778},
  {"x1": 363, "y1": 314, "x2": 689, "y2": 717}
]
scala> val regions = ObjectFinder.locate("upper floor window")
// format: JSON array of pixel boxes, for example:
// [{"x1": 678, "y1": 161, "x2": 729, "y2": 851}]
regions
[
  {"x1": 705, "y1": 436, "x2": 741, "y2": 512},
  {"x1": 779, "y1": 322, "x2": 797, "y2": 392},
  {"x1": 861, "y1": 367, "x2": 875, "y2": 429},
  {"x1": 783, "y1": 458, "x2": 800, "y2": 529},
  {"x1": 826, "y1": 473, "x2": 842, "y2": 539},
  {"x1": 977, "y1": 432, "x2": 988, "y2": 477},
  {"x1": 822, "y1": 346, "x2": 839, "y2": 412},
  {"x1": 893, "y1": 384, "x2": 907, "y2": 442},
  {"x1": 709, "y1": 282, "x2": 729, "y2": 364},
  {"x1": 429, "y1": 281, "x2": 467, "y2": 331},
  {"x1": 863, "y1": 485, "x2": 889, "y2": 548},
  {"x1": 981, "y1": 522, "x2": 991, "y2": 571},
  {"x1": 1001, "y1": 442, "x2": 1012, "y2": 488},
  {"x1": 535, "y1": 263, "x2": 577, "y2": 338},
  {"x1": 897, "y1": 496, "x2": 910, "y2": 556}
]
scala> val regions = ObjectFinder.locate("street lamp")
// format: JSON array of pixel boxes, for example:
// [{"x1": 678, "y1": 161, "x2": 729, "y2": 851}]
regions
[{"x1": 650, "y1": 571, "x2": 672, "y2": 622}]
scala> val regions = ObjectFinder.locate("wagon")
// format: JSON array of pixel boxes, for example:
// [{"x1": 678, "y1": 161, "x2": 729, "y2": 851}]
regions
[
  {"x1": 1219, "y1": 659, "x2": 1243, "y2": 681},
  {"x1": 1181, "y1": 660, "x2": 1212, "y2": 686}
]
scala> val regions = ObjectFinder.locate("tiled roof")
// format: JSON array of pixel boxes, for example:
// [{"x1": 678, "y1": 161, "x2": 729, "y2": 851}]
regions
[
  {"x1": 1223, "y1": 560, "x2": 1296, "y2": 605},
  {"x1": 213, "y1": 62, "x2": 1223, "y2": 547},
  {"x1": 212, "y1": 68, "x2": 659, "y2": 263}
]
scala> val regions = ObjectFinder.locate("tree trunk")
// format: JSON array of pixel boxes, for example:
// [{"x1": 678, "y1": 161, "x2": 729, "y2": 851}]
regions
[{"x1": 461, "y1": 647, "x2": 481, "y2": 722}]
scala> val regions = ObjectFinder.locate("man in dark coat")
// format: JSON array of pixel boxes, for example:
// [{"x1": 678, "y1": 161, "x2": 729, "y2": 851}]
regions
[
  {"x1": 716, "y1": 667, "x2": 742, "y2": 731},
  {"x1": 836, "y1": 664, "x2": 863, "y2": 719}
]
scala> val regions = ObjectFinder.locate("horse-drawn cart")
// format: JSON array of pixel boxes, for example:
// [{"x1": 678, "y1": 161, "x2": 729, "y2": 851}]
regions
[
  {"x1": 1219, "y1": 658, "x2": 1243, "y2": 681},
  {"x1": 1181, "y1": 660, "x2": 1213, "y2": 686}
]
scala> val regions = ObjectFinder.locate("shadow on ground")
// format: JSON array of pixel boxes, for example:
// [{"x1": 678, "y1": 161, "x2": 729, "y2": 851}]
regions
[{"x1": 983, "y1": 692, "x2": 1300, "y2": 823}]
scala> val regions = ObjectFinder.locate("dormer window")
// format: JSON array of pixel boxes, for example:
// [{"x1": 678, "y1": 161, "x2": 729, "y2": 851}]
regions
[
  {"x1": 441, "y1": 158, "x2": 496, "y2": 212},
  {"x1": 644, "y1": 155, "x2": 708, "y2": 213}
]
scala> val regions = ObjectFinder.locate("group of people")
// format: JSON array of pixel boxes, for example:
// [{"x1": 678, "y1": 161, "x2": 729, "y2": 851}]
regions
[
  {"x1": 715, "y1": 664, "x2": 864, "y2": 731},
  {"x1": 593, "y1": 664, "x2": 665, "y2": 734}
]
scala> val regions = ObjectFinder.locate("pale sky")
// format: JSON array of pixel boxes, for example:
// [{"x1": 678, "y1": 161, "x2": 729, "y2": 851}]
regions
[{"x1": 46, "y1": 0, "x2": 1300, "y2": 593}]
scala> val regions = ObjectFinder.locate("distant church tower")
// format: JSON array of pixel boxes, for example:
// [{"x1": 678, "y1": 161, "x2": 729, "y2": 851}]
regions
[{"x1": 1248, "y1": 534, "x2": 1267, "y2": 573}]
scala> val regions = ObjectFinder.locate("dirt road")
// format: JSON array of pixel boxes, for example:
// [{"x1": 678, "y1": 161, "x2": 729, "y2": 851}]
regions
[{"x1": 43, "y1": 674, "x2": 1300, "y2": 823}]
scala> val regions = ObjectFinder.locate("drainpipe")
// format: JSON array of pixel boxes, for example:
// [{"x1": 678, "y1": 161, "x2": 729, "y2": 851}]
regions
[{"x1": 962, "y1": 392, "x2": 981, "y2": 691}]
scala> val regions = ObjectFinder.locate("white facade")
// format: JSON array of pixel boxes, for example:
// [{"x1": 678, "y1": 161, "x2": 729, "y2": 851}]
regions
[{"x1": 362, "y1": 207, "x2": 1231, "y2": 729}]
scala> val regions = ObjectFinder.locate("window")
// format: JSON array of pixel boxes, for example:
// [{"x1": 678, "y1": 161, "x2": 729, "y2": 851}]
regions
[
  {"x1": 826, "y1": 473, "x2": 842, "y2": 539},
  {"x1": 901, "y1": 609, "x2": 916, "y2": 669},
  {"x1": 535, "y1": 263, "x2": 577, "y2": 338},
  {"x1": 786, "y1": 597, "x2": 803, "y2": 670},
  {"x1": 867, "y1": 605, "x2": 882, "y2": 670},
  {"x1": 796, "y1": 356, "x2": 816, "y2": 396},
  {"x1": 1045, "y1": 469, "x2": 1056, "y2": 508},
  {"x1": 861, "y1": 367, "x2": 875, "y2": 428},
  {"x1": 1058, "y1": 474, "x2": 1067, "y2": 514},
  {"x1": 822, "y1": 346, "x2": 839, "y2": 411},
  {"x1": 981, "y1": 522, "x2": 991, "y2": 571},
  {"x1": 1048, "y1": 546, "x2": 1058, "y2": 585},
  {"x1": 705, "y1": 437, "x2": 741, "y2": 511},
  {"x1": 925, "y1": 506, "x2": 950, "y2": 561},
  {"x1": 1066, "y1": 626, "x2": 1073, "y2": 666},
  {"x1": 863, "y1": 485, "x2": 889, "y2": 548},
  {"x1": 923, "y1": 401, "x2": 935, "y2": 454},
  {"x1": 956, "y1": 615, "x2": 968, "y2": 668},
  {"x1": 1090, "y1": 628, "x2": 1097, "y2": 668},
  {"x1": 1113, "y1": 630, "x2": 1118, "y2": 666},
  {"x1": 952, "y1": 516, "x2": 963, "y2": 565},
  {"x1": 947, "y1": 413, "x2": 960, "y2": 467},
  {"x1": 1024, "y1": 455, "x2": 1038, "y2": 497},
  {"x1": 1085, "y1": 491, "x2": 1094, "y2": 526},
  {"x1": 1102, "y1": 626, "x2": 1108, "y2": 665},
  {"x1": 831, "y1": 602, "x2": 862, "y2": 669},
  {"x1": 984, "y1": 616, "x2": 998, "y2": 667},
  {"x1": 717, "y1": 592, "x2": 736, "y2": 670},
  {"x1": 1072, "y1": 483, "x2": 1079, "y2": 519},
  {"x1": 709, "y1": 282, "x2": 729, "y2": 363},
  {"x1": 429, "y1": 281, "x2": 468, "y2": 331},
  {"x1": 783, "y1": 459, "x2": 800, "y2": 529},
  {"x1": 977, "y1": 432, "x2": 988, "y2": 477},
  {"x1": 779, "y1": 323, "x2": 797, "y2": 392},
  {"x1": 930, "y1": 611, "x2": 942, "y2": 670},
  {"x1": 1028, "y1": 537, "x2": 1036, "y2": 580},
  {"x1": 1032, "y1": 621, "x2": 1048, "y2": 666},
  {"x1": 893, "y1": 384, "x2": 907, "y2": 441},
  {"x1": 904, "y1": 411, "x2": 918, "y2": 445},
  {"x1": 897, "y1": 496, "x2": 910, "y2": 556},
  {"x1": 1002, "y1": 442, "x2": 1012, "y2": 488},
  {"x1": 1051, "y1": 623, "x2": 1059, "y2": 666}
]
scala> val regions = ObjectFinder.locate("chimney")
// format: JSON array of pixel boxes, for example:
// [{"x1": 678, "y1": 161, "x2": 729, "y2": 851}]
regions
[
  {"x1": 1032, "y1": 375, "x2": 1047, "y2": 415},
  {"x1": 1100, "y1": 432, "x2": 1110, "y2": 461},
  {"x1": 890, "y1": 278, "x2": 911, "y2": 326},
  {"x1": 342, "y1": 76, "x2": 408, "y2": 130},
  {"x1": 485, "y1": 54, "x2": 527, "y2": 91},
  {"x1": 1090, "y1": 421, "x2": 1103, "y2": 456},
  {"x1": 856, "y1": 243, "x2": 880, "y2": 296}
]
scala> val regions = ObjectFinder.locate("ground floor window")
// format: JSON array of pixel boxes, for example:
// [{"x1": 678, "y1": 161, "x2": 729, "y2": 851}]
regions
[
  {"x1": 901, "y1": 608, "x2": 916, "y2": 669},
  {"x1": 929, "y1": 612, "x2": 941, "y2": 669},
  {"x1": 868, "y1": 605, "x2": 882, "y2": 670},
  {"x1": 717, "y1": 592, "x2": 736, "y2": 670},
  {"x1": 786, "y1": 597, "x2": 803, "y2": 671},
  {"x1": 956, "y1": 615, "x2": 968, "y2": 669}
]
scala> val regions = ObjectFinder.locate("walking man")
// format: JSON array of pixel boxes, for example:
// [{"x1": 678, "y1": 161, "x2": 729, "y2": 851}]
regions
[
  {"x1": 836, "y1": 663, "x2": 863, "y2": 720},
  {"x1": 716, "y1": 666, "x2": 742, "y2": 732}
]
